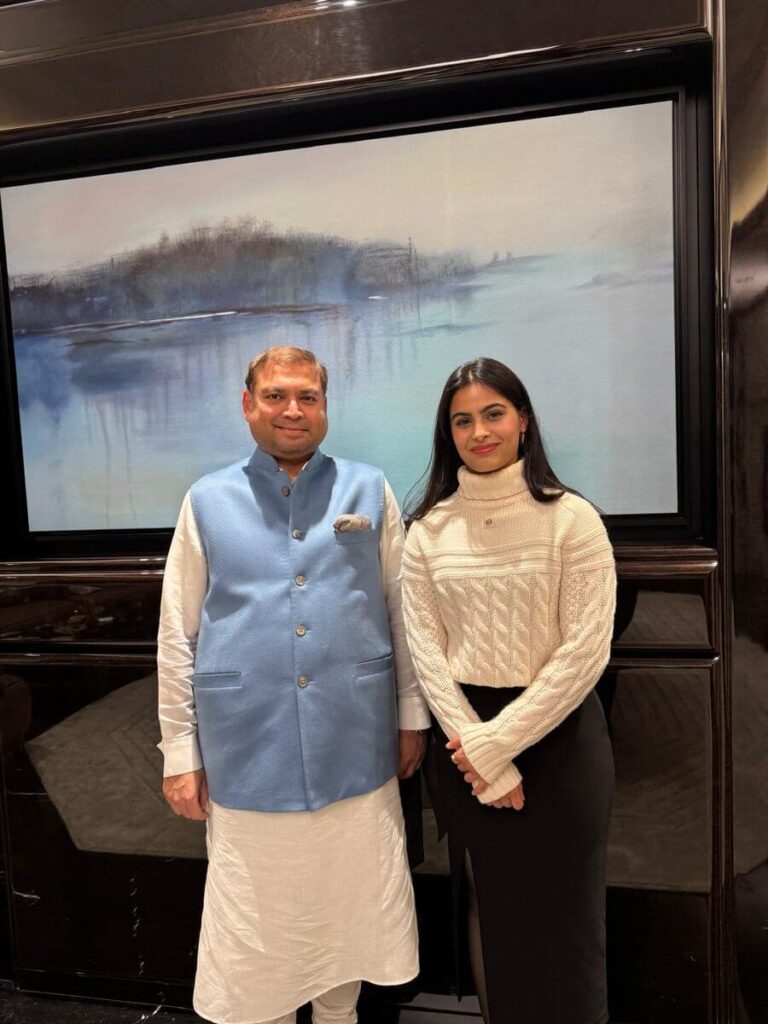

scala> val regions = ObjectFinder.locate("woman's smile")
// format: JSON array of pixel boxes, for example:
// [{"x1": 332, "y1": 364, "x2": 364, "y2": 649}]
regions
[{"x1": 450, "y1": 382, "x2": 527, "y2": 474}]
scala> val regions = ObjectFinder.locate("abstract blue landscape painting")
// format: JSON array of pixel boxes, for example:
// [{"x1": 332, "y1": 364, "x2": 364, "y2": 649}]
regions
[{"x1": 2, "y1": 100, "x2": 676, "y2": 530}]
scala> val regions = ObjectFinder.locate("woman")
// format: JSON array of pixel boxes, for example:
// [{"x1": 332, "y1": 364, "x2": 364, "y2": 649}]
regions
[{"x1": 401, "y1": 357, "x2": 616, "y2": 1024}]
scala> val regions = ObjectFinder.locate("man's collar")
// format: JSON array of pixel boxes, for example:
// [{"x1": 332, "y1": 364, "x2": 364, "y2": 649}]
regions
[{"x1": 247, "y1": 445, "x2": 326, "y2": 476}]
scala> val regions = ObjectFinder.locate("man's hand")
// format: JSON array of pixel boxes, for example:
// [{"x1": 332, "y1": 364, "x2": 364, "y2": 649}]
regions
[
  {"x1": 446, "y1": 735, "x2": 525, "y2": 810},
  {"x1": 163, "y1": 768, "x2": 209, "y2": 820},
  {"x1": 398, "y1": 730, "x2": 427, "y2": 779}
]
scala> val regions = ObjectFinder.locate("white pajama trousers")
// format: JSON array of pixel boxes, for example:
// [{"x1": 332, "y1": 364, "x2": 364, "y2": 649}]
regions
[
  {"x1": 193, "y1": 777, "x2": 419, "y2": 1024},
  {"x1": 267, "y1": 981, "x2": 361, "y2": 1024}
]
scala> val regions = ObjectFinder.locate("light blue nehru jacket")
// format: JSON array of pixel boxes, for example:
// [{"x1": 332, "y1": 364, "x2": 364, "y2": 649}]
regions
[{"x1": 189, "y1": 446, "x2": 399, "y2": 812}]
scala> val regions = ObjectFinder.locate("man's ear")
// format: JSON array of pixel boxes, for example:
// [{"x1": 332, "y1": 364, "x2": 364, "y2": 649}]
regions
[{"x1": 242, "y1": 388, "x2": 253, "y2": 418}]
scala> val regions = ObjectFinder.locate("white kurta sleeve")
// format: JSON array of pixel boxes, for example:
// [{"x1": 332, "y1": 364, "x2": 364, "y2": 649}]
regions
[
  {"x1": 401, "y1": 522, "x2": 523, "y2": 803},
  {"x1": 379, "y1": 481, "x2": 431, "y2": 731},
  {"x1": 157, "y1": 491, "x2": 208, "y2": 777}
]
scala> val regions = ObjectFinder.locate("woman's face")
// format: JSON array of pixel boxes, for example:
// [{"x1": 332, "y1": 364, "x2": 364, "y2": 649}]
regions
[{"x1": 449, "y1": 382, "x2": 528, "y2": 474}]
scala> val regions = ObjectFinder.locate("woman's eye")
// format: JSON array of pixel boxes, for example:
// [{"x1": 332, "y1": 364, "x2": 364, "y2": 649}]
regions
[
  {"x1": 487, "y1": 410, "x2": 503, "y2": 420},
  {"x1": 455, "y1": 418, "x2": 470, "y2": 427}
]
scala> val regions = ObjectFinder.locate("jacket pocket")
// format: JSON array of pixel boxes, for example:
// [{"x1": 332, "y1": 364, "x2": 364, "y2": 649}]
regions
[
  {"x1": 334, "y1": 529, "x2": 376, "y2": 546},
  {"x1": 356, "y1": 653, "x2": 394, "y2": 678},
  {"x1": 192, "y1": 671, "x2": 242, "y2": 691}
]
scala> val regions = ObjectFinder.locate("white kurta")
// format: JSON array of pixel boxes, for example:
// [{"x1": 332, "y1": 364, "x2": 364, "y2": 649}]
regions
[
  {"x1": 157, "y1": 475, "x2": 430, "y2": 1023},
  {"x1": 197, "y1": 779, "x2": 418, "y2": 1023}
]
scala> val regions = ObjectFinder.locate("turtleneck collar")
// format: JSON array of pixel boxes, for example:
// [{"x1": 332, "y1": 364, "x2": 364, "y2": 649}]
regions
[{"x1": 457, "y1": 457, "x2": 528, "y2": 501}]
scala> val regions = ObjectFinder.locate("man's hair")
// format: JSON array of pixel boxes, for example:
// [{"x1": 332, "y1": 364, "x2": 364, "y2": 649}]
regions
[{"x1": 245, "y1": 347, "x2": 328, "y2": 394}]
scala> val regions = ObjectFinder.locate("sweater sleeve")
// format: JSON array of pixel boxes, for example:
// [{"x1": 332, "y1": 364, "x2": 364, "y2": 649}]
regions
[
  {"x1": 401, "y1": 524, "x2": 523, "y2": 802},
  {"x1": 459, "y1": 501, "x2": 616, "y2": 787}
]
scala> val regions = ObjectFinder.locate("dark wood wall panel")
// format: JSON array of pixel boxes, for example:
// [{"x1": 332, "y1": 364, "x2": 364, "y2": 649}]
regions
[
  {"x1": 0, "y1": 0, "x2": 708, "y2": 136},
  {"x1": 0, "y1": 647, "x2": 722, "y2": 1020},
  {"x1": 0, "y1": 555, "x2": 725, "y2": 1020},
  {"x1": 0, "y1": 656, "x2": 204, "y2": 995},
  {"x1": 0, "y1": 550, "x2": 718, "y2": 650},
  {"x1": 614, "y1": 546, "x2": 718, "y2": 653},
  {"x1": 725, "y1": 0, "x2": 768, "y2": 1019},
  {"x1": 0, "y1": 568, "x2": 162, "y2": 646}
]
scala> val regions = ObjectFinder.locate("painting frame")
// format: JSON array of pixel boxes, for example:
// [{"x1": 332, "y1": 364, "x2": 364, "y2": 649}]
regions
[{"x1": 0, "y1": 53, "x2": 714, "y2": 559}]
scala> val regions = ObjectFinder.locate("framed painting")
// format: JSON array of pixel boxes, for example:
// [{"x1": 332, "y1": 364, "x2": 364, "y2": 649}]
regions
[{"x1": 0, "y1": 60, "x2": 713, "y2": 556}]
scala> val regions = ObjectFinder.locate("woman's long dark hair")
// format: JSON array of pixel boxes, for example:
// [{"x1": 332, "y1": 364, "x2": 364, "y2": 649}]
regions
[{"x1": 405, "y1": 357, "x2": 570, "y2": 523}]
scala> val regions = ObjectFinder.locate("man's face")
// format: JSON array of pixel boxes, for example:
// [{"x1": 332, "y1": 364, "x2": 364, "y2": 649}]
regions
[{"x1": 242, "y1": 360, "x2": 328, "y2": 472}]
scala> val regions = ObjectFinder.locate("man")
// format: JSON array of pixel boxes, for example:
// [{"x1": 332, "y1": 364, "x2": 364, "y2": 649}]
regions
[{"x1": 157, "y1": 345, "x2": 429, "y2": 1024}]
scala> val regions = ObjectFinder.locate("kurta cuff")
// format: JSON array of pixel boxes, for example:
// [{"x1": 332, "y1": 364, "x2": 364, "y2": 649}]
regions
[
  {"x1": 397, "y1": 694, "x2": 432, "y2": 731},
  {"x1": 160, "y1": 733, "x2": 203, "y2": 777}
]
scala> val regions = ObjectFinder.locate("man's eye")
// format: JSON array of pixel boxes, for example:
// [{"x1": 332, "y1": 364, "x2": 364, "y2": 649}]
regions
[{"x1": 302, "y1": 396, "x2": 317, "y2": 404}]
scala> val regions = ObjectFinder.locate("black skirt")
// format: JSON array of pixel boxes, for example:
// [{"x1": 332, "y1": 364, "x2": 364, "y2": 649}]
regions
[{"x1": 434, "y1": 685, "x2": 614, "y2": 1024}]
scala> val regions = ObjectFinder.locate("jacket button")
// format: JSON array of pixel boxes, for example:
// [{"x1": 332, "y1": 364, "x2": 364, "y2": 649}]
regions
[
  {"x1": 295, "y1": 575, "x2": 306, "y2": 586},
  {"x1": 298, "y1": 675, "x2": 309, "y2": 688},
  {"x1": 281, "y1": 486, "x2": 291, "y2": 497},
  {"x1": 292, "y1": 528, "x2": 304, "y2": 540},
  {"x1": 296, "y1": 624, "x2": 307, "y2": 637}
]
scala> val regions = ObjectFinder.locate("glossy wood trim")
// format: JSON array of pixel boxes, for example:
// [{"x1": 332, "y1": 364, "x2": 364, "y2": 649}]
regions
[
  {"x1": 703, "y1": 0, "x2": 714, "y2": 36},
  {"x1": 0, "y1": 545, "x2": 719, "y2": 577},
  {"x1": 0, "y1": 570, "x2": 163, "y2": 583},
  {"x1": 0, "y1": 0, "x2": 710, "y2": 138},
  {"x1": 0, "y1": 643, "x2": 159, "y2": 656},
  {"x1": 710, "y1": 0, "x2": 735, "y2": 1018},
  {"x1": 0, "y1": 560, "x2": 165, "y2": 574},
  {"x1": 0, "y1": 652, "x2": 156, "y2": 668},
  {"x1": 614, "y1": 545, "x2": 718, "y2": 576},
  {"x1": 0, "y1": 0, "x2": 710, "y2": 66},
  {"x1": 0, "y1": 644, "x2": 724, "y2": 662},
  {"x1": 616, "y1": 562, "x2": 717, "y2": 578},
  {"x1": 608, "y1": 655, "x2": 718, "y2": 670},
  {"x1": 0, "y1": 645, "x2": 723, "y2": 666}
]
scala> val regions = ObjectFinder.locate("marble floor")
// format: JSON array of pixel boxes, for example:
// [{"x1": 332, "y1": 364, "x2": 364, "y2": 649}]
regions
[
  {"x1": 0, "y1": 987, "x2": 194, "y2": 1024},
  {"x1": 0, "y1": 985, "x2": 648, "y2": 1024},
  {"x1": 0, "y1": 986, "x2": 484, "y2": 1024}
]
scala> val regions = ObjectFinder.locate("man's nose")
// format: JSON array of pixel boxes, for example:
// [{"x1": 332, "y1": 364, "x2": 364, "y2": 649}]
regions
[{"x1": 284, "y1": 400, "x2": 302, "y2": 418}]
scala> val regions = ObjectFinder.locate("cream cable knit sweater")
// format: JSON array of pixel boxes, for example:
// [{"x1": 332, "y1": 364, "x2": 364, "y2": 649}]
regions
[{"x1": 401, "y1": 458, "x2": 616, "y2": 805}]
